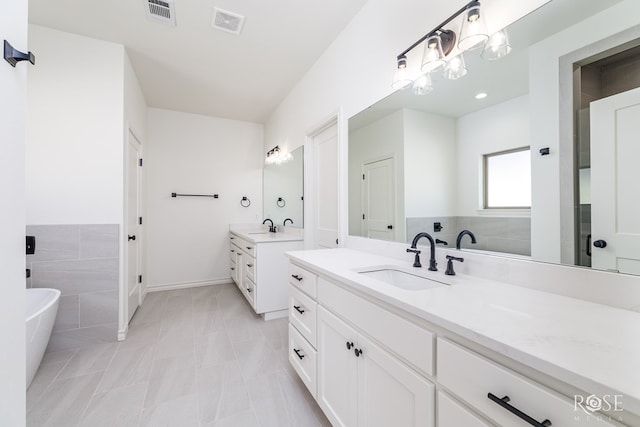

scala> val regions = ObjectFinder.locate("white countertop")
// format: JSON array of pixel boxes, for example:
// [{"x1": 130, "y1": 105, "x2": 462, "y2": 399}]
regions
[
  {"x1": 230, "y1": 228, "x2": 303, "y2": 244},
  {"x1": 286, "y1": 248, "x2": 640, "y2": 415}
]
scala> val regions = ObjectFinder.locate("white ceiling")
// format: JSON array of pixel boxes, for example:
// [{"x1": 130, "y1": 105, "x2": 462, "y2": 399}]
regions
[{"x1": 28, "y1": 0, "x2": 369, "y2": 123}]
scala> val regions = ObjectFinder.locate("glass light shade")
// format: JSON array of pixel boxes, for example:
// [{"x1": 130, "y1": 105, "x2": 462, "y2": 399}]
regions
[
  {"x1": 391, "y1": 66, "x2": 413, "y2": 90},
  {"x1": 412, "y1": 73, "x2": 433, "y2": 96},
  {"x1": 421, "y1": 34, "x2": 446, "y2": 72},
  {"x1": 481, "y1": 29, "x2": 512, "y2": 60},
  {"x1": 458, "y1": 4, "x2": 489, "y2": 51},
  {"x1": 443, "y1": 54, "x2": 467, "y2": 80}
]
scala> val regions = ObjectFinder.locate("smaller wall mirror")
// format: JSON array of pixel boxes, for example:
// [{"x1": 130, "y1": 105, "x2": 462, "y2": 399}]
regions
[{"x1": 263, "y1": 146, "x2": 304, "y2": 228}]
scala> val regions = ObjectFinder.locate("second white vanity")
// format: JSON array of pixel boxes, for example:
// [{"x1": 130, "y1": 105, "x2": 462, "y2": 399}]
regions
[
  {"x1": 286, "y1": 248, "x2": 640, "y2": 427},
  {"x1": 229, "y1": 226, "x2": 303, "y2": 319}
]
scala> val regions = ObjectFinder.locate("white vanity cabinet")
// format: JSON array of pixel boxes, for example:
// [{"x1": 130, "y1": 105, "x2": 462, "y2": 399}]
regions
[
  {"x1": 317, "y1": 306, "x2": 434, "y2": 427},
  {"x1": 229, "y1": 231, "x2": 303, "y2": 318},
  {"x1": 287, "y1": 255, "x2": 628, "y2": 427},
  {"x1": 288, "y1": 261, "x2": 435, "y2": 427}
]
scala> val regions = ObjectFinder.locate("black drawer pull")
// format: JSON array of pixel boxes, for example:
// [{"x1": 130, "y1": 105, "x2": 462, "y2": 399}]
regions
[
  {"x1": 246, "y1": 288, "x2": 252, "y2": 293},
  {"x1": 230, "y1": 249, "x2": 235, "y2": 252},
  {"x1": 247, "y1": 263, "x2": 253, "y2": 268},
  {"x1": 293, "y1": 348, "x2": 305, "y2": 360},
  {"x1": 291, "y1": 274, "x2": 303, "y2": 281},
  {"x1": 246, "y1": 246, "x2": 252, "y2": 250},
  {"x1": 354, "y1": 348, "x2": 363, "y2": 357},
  {"x1": 487, "y1": 393, "x2": 551, "y2": 427},
  {"x1": 293, "y1": 305, "x2": 305, "y2": 314},
  {"x1": 346, "y1": 341, "x2": 354, "y2": 350},
  {"x1": 230, "y1": 267, "x2": 235, "y2": 271}
]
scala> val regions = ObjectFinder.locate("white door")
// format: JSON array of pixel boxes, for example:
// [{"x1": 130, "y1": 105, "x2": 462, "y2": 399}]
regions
[
  {"x1": 313, "y1": 123, "x2": 339, "y2": 248},
  {"x1": 126, "y1": 131, "x2": 142, "y2": 322},
  {"x1": 356, "y1": 334, "x2": 434, "y2": 427},
  {"x1": 1, "y1": 0, "x2": 28, "y2": 421},
  {"x1": 591, "y1": 87, "x2": 640, "y2": 274},
  {"x1": 317, "y1": 307, "x2": 358, "y2": 427},
  {"x1": 362, "y1": 158, "x2": 395, "y2": 241}
]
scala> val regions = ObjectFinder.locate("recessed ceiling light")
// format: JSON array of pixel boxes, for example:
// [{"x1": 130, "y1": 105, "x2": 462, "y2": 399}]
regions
[{"x1": 475, "y1": 92, "x2": 488, "y2": 99}]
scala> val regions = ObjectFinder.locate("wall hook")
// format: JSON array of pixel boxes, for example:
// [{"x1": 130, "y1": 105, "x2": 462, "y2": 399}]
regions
[
  {"x1": 4, "y1": 40, "x2": 35, "y2": 67},
  {"x1": 240, "y1": 196, "x2": 251, "y2": 207}
]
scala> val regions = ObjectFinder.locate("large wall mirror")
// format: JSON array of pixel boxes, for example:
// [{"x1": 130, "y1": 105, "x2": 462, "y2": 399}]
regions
[
  {"x1": 263, "y1": 146, "x2": 304, "y2": 228},
  {"x1": 348, "y1": 0, "x2": 640, "y2": 275}
]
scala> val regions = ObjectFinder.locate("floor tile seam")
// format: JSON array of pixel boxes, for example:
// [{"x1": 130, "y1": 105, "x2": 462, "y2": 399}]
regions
[{"x1": 75, "y1": 345, "x2": 118, "y2": 424}]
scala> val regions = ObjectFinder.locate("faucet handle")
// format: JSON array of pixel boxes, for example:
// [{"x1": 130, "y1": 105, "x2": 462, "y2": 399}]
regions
[
  {"x1": 445, "y1": 255, "x2": 464, "y2": 276},
  {"x1": 406, "y1": 248, "x2": 421, "y2": 254}
]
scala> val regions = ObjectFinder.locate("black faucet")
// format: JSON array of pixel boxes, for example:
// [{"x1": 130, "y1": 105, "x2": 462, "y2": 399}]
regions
[
  {"x1": 263, "y1": 218, "x2": 276, "y2": 233},
  {"x1": 283, "y1": 218, "x2": 293, "y2": 226},
  {"x1": 407, "y1": 232, "x2": 437, "y2": 271},
  {"x1": 456, "y1": 230, "x2": 477, "y2": 250},
  {"x1": 445, "y1": 255, "x2": 464, "y2": 276}
]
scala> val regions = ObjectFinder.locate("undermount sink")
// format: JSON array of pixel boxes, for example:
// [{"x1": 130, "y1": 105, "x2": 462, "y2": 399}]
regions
[{"x1": 358, "y1": 268, "x2": 448, "y2": 291}]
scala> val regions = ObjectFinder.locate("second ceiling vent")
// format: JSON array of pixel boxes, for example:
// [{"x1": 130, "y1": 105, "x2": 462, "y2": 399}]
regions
[
  {"x1": 146, "y1": 0, "x2": 176, "y2": 26},
  {"x1": 212, "y1": 8, "x2": 245, "y2": 35}
]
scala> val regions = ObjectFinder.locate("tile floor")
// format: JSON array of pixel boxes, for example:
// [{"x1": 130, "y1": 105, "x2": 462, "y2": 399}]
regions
[{"x1": 27, "y1": 283, "x2": 331, "y2": 427}]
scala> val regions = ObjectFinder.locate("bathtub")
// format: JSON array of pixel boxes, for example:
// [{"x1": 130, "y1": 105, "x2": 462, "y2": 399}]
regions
[{"x1": 26, "y1": 288, "x2": 60, "y2": 389}]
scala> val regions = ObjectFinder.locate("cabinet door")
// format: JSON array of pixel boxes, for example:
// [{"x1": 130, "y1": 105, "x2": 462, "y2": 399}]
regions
[
  {"x1": 317, "y1": 307, "x2": 358, "y2": 427},
  {"x1": 356, "y1": 334, "x2": 434, "y2": 427},
  {"x1": 438, "y1": 391, "x2": 490, "y2": 427}
]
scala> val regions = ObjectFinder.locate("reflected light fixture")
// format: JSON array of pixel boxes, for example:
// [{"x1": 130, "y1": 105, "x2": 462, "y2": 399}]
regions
[
  {"x1": 481, "y1": 29, "x2": 512, "y2": 60},
  {"x1": 475, "y1": 92, "x2": 488, "y2": 99},
  {"x1": 443, "y1": 53, "x2": 467, "y2": 80},
  {"x1": 265, "y1": 145, "x2": 292, "y2": 165},
  {"x1": 392, "y1": 0, "x2": 509, "y2": 95}
]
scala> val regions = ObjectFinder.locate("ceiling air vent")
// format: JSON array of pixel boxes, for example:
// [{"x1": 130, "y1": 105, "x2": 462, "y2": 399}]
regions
[
  {"x1": 146, "y1": 0, "x2": 176, "y2": 26},
  {"x1": 212, "y1": 8, "x2": 245, "y2": 35}
]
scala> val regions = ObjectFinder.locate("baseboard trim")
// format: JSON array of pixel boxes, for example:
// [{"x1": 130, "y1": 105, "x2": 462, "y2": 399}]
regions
[
  {"x1": 118, "y1": 324, "x2": 128, "y2": 341},
  {"x1": 147, "y1": 278, "x2": 233, "y2": 293}
]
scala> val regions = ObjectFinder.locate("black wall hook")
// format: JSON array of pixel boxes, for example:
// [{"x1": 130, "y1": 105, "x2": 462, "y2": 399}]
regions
[{"x1": 4, "y1": 40, "x2": 35, "y2": 67}]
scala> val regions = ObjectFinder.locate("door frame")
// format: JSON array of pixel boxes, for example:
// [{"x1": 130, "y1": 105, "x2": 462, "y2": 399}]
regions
[
  {"x1": 304, "y1": 108, "x2": 347, "y2": 249},
  {"x1": 119, "y1": 125, "x2": 144, "y2": 340}
]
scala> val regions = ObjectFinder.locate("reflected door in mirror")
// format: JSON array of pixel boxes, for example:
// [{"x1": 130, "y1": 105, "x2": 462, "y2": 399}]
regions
[{"x1": 362, "y1": 157, "x2": 395, "y2": 241}]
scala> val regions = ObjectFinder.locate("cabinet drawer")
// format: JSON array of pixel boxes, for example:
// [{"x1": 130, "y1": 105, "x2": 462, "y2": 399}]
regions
[
  {"x1": 289, "y1": 263, "x2": 318, "y2": 299},
  {"x1": 289, "y1": 323, "x2": 317, "y2": 398},
  {"x1": 438, "y1": 392, "x2": 491, "y2": 427},
  {"x1": 230, "y1": 234, "x2": 255, "y2": 257},
  {"x1": 318, "y1": 278, "x2": 434, "y2": 376},
  {"x1": 289, "y1": 285, "x2": 317, "y2": 347},
  {"x1": 437, "y1": 338, "x2": 618, "y2": 426},
  {"x1": 243, "y1": 278, "x2": 256, "y2": 308},
  {"x1": 245, "y1": 259, "x2": 256, "y2": 281}
]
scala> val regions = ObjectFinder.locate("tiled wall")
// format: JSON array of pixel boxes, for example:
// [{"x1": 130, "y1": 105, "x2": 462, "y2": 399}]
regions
[
  {"x1": 406, "y1": 216, "x2": 531, "y2": 256},
  {"x1": 26, "y1": 224, "x2": 119, "y2": 351}
]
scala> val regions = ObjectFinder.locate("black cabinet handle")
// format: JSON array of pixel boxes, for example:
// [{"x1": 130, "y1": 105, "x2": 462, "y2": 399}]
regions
[
  {"x1": 293, "y1": 305, "x2": 305, "y2": 314},
  {"x1": 346, "y1": 341, "x2": 354, "y2": 350},
  {"x1": 586, "y1": 234, "x2": 591, "y2": 257},
  {"x1": 230, "y1": 249, "x2": 235, "y2": 252},
  {"x1": 387, "y1": 225, "x2": 393, "y2": 230},
  {"x1": 4, "y1": 40, "x2": 35, "y2": 67},
  {"x1": 293, "y1": 348, "x2": 305, "y2": 360},
  {"x1": 246, "y1": 288, "x2": 252, "y2": 293},
  {"x1": 230, "y1": 267, "x2": 235, "y2": 271},
  {"x1": 230, "y1": 237, "x2": 235, "y2": 239},
  {"x1": 487, "y1": 393, "x2": 551, "y2": 427},
  {"x1": 354, "y1": 348, "x2": 363, "y2": 357},
  {"x1": 291, "y1": 274, "x2": 303, "y2": 282},
  {"x1": 128, "y1": 235, "x2": 136, "y2": 241},
  {"x1": 246, "y1": 246, "x2": 252, "y2": 250},
  {"x1": 247, "y1": 263, "x2": 253, "y2": 268}
]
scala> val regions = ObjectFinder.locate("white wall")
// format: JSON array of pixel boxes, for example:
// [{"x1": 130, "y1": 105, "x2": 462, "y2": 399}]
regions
[
  {"x1": 26, "y1": 25, "x2": 125, "y2": 225},
  {"x1": 348, "y1": 110, "x2": 404, "y2": 238},
  {"x1": 146, "y1": 108, "x2": 263, "y2": 290},
  {"x1": 403, "y1": 109, "x2": 456, "y2": 218},
  {"x1": 0, "y1": 0, "x2": 27, "y2": 422},
  {"x1": 456, "y1": 94, "x2": 530, "y2": 216},
  {"x1": 529, "y1": 0, "x2": 640, "y2": 263}
]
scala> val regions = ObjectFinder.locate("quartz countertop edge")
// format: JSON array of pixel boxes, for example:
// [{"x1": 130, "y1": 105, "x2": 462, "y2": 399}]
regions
[
  {"x1": 230, "y1": 229, "x2": 303, "y2": 243},
  {"x1": 286, "y1": 248, "x2": 640, "y2": 415}
]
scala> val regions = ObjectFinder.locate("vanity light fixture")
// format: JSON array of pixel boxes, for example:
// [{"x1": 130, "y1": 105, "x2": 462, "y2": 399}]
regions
[
  {"x1": 265, "y1": 145, "x2": 293, "y2": 165},
  {"x1": 392, "y1": 1, "x2": 508, "y2": 94}
]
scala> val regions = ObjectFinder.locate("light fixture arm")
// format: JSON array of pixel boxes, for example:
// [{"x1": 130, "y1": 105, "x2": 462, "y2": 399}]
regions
[{"x1": 396, "y1": 0, "x2": 480, "y2": 61}]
